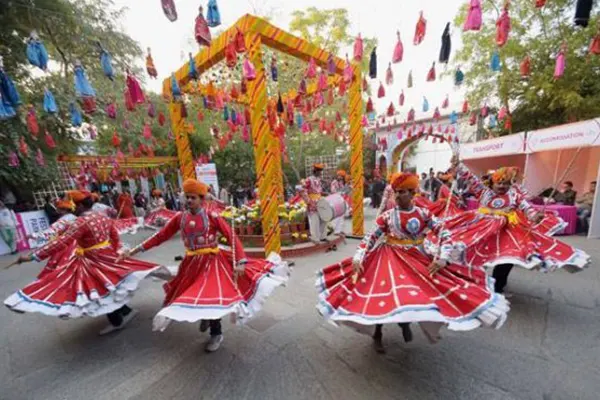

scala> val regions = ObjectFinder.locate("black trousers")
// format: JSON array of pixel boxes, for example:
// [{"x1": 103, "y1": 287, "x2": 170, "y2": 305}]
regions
[
  {"x1": 209, "y1": 319, "x2": 222, "y2": 336},
  {"x1": 106, "y1": 305, "x2": 132, "y2": 326},
  {"x1": 492, "y1": 264, "x2": 514, "y2": 293}
]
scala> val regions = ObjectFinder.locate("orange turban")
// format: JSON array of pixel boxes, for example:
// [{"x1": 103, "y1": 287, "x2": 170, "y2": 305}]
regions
[
  {"x1": 336, "y1": 170, "x2": 346, "y2": 178},
  {"x1": 56, "y1": 199, "x2": 75, "y2": 211},
  {"x1": 152, "y1": 189, "x2": 162, "y2": 196},
  {"x1": 91, "y1": 193, "x2": 100, "y2": 201},
  {"x1": 491, "y1": 168, "x2": 514, "y2": 183},
  {"x1": 313, "y1": 163, "x2": 325, "y2": 171},
  {"x1": 390, "y1": 173, "x2": 420, "y2": 190},
  {"x1": 66, "y1": 190, "x2": 92, "y2": 203},
  {"x1": 182, "y1": 179, "x2": 208, "y2": 196}
]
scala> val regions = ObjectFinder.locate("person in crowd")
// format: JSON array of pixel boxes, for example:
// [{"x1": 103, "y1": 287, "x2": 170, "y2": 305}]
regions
[
  {"x1": 576, "y1": 181, "x2": 596, "y2": 232},
  {"x1": 134, "y1": 191, "x2": 148, "y2": 217},
  {"x1": 371, "y1": 174, "x2": 387, "y2": 209},
  {"x1": 100, "y1": 190, "x2": 113, "y2": 207},
  {"x1": 0, "y1": 200, "x2": 18, "y2": 254},
  {"x1": 330, "y1": 170, "x2": 348, "y2": 236},
  {"x1": 423, "y1": 170, "x2": 442, "y2": 201},
  {"x1": 302, "y1": 163, "x2": 327, "y2": 243},
  {"x1": 209, "y1": 184, "x2": 216, "y2": 197},
  {"x1": 219, "y1": 186, "x2": 229, "y2": 204},
  {"x1": 419, "y1": 172, "x2": 428, "y2": 191},
  {"x1": 548, "y1": 181, "x2": 577, "y2": 205},
  {"x1": 43, "y1": 195, "x2": 60, "y2": 224},
  {"x1": 117, "y1": 188, "x2": 135, "y2": 219}
]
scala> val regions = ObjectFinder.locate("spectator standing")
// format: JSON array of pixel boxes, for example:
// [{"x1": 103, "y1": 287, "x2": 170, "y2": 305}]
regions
[
  {"x1": 576, "y1": 181, "x2": 596, "y2": 232},
  {"x1": 0, "y1": 200, "x2": 18, "y2": 254}
]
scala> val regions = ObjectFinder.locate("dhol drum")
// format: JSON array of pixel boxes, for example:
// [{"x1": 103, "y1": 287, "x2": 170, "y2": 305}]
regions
[{"x1": 317, "y1": 193, "x2": 348, "y2": 222}]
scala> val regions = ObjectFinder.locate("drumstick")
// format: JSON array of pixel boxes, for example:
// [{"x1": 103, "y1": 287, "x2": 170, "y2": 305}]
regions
[{"x1": 3, "y1": 259, "x2": 19, "y2": 270}]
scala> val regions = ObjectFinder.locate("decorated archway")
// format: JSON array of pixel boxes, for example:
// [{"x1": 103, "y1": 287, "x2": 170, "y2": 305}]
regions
[{"x1": 164, "y1": 14, "x2": 365, "y2": 254}]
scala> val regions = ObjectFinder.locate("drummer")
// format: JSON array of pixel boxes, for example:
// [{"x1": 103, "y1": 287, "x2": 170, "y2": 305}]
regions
[
  {"x1": 302, "y1": 163, "x2": 327, "y2": 243},
  {"x1": 330, "y1": 170, "x2": 348, "y2": 236}
]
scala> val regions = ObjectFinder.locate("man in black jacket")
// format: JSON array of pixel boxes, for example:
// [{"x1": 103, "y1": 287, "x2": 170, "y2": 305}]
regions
[{"x1": 43, "y1": 195, "x2": 59, "y2": 224}]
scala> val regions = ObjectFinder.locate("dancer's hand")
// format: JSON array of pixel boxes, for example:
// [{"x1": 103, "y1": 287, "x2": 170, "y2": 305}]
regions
[
  {"x1": 116, "y1": 249, "x2": 131, "y2": 263},
  {"x1": 17, "y1": 254, "x2": 33, "y2": 264},
  {"x1": 352, "y1": 258, "x2": 363, "y2": 274},
  {"x1": 428, "y1": 258, "x2": 447, "y2": 276},
  {"x1": 533, "y1": 212, "x2": 544, "y2": 224}
]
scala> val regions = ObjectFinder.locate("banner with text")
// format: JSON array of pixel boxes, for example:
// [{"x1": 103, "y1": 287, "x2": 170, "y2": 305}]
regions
[{"x1": 195, "y1": 163, "x2": 220, "y2": 195}]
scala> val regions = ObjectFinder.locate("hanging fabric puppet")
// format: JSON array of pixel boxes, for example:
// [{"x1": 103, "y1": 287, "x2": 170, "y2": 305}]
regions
[
  {"x1": 496, "y1": 2, "x2": 511, "y2": 47},
  {"x1": 427, "y1": 62, "x2": 436, "y2": 81},
  {"x1": 44, "y1": 130, "x2": 56, "y2": 149},
  {"x1": 385, "y1": 63, "x2": 394, "y2": 85},
  {"x1": 35, "y1": 149, "x2": 45, "y2": 166},
  {"x1": 106, "y1": 101, "x2": 117, "y2": 119},
  {"x1": 243, "y1": 55, "x2": 256, "y2": 81},
  {"x1": 225, "y1": 39, "x2": 237, "y2": 68},
  {"x1": 271, "y1": 55, "x2": 278, "y2": 81},
  {"x1": 554, "y1": 42, "x2": 567, "y2": 80},
  {"x1": 377, "y1": 82, "x2": 385, "y2": 98},
  {"x1": 520, "y1": 55, "x2": 531, "y2": 78},
  {"x1": 455, "y1": 67, "x2": 464, "y2": 85},
  {"x1": 234, "y1": 29, "x2": 246, "y2": 53},
  {"x1": 490, "y1": 51, "x2": 501, "y2": 71},
  {"x1": 69, "y1": 102, "x2": 83, "y2": 127},
  {"x1": 26, "y1": 107, "x2": 39, "y2": 136},
  {"x1": 147, "y1": 102, "x2": 156, "y2": 118},
  {"x1": 399, "y1": 90, "x2": 405, "y2": 106},
  {"x1": 0, "y1": 91, "x2": 16, "y2": 120},
  {"x1": 393, "y1": 31, "x2": 404, "y2": 63},
  {"x1": 574, "y1": 0, "x2": 593, "y2": 27},
  {"x1": 422, "y1": 97, "x2": 429, "y2": 112},
  {"x1": 353, "y1": 34, "x2": 364, "y2": 62},
  {"x1": 188, "y1": 53, "x2": 198, "y2": 80},
  {"x1": 464, "y1": 0, "x2": 482, "y2": 31},
  {"x1": 327, "y1": 54, "x2": 336, "y2": 75},
  {"x1": 206, "y1": 0, "x2": 221, "y2": 28},
  {"x1": 433, "y1": 107, "x2": 441, "y2": 120},
  {"x1": 8, "y1": 151, "x2": 19, "y2": 167},
  {"x1": 439, "y1": 22, "x2": 451, "y2": 64},
  {"x1": 99, "y1": 45, "x2": 114, "y2": 81},
  {"x1": 306, "y1": 58, "x2": 317, "y2": 79},
  {"x1": 126, "y1": 70, "x2": 146, "y2": 104},
  {"x1": 74, "y1": 60, "x2": 96, "y2": 113},
  {"x1": 161, "y1": 0, "x2": 178, "y2": 22},
  {"x1": 19, "y1": 136, "x2": 29, "y2": 157},
  {"x1": 146, "y1": 48, "x2": 158, "y2": 78},
  {"x1": 414, "y1": 11, "x2": 427, "y2": 45},
  {"x1": 366, "y1": 97, "x2": 374, "y2": 114},
  {"x1": 590, "y1": 26, "x2": 600, "y2": 55},
  {"x1": 462, "y1": 100, "x2": 469, "y2": 113},
  {"x1": 26, "y1": 31, "x2": 48, "y2": 71},
  {"x1": 195, "y1": 6, "x2": 212, "y2": 47},
  {"x1": 369, "y1": 47, "x2": 377, "y2": 79},
  {"x1": 407, "y1": 70, "x2": 413, "y2": 88},
  {"x1": 535, "y1": 0, "x2": 547, "y2": 8},
  {"x1": 442, "y1": 95, "x2": 449, "y2": 108},
  {"x1": 450, "y1": 110, "x2": 458, "y2": 124},
  {"x1": 0, "y1": 60, "x2": 21, "y2": 108},
  {"x1": 43, "y1": 89, "x2": 58, "y2": 114}
]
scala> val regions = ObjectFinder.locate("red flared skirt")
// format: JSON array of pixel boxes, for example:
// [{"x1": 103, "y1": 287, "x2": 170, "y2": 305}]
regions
[
  {"x1": 430, "y1": 211, "x2": 589, "y2": 272},
  {"x1": 153, "y1": 251, "x2": 289, "y2": 331},
  {"x1": 4, "y1": 247, "x2": 161, "y2": 318},
  {"x1": 316, "y1": 244, "x2": 508, "y2": 332},
  {"x1": 36, "y1": 240, "x2": 77, "y2": 279},
  {"x1": 428, "y1": 197, "x2": 464, "y2": 218}
]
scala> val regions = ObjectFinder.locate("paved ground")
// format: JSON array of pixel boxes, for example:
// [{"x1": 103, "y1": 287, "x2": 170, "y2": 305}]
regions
[{"x1": 1, "y1": 208, "x2": 600, "y2": 400}]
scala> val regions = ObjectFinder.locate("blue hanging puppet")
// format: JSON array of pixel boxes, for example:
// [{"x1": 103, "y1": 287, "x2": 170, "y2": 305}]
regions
[
  {"x1": 188, "y1": 53, "x2": 198, "y2": 80},
  {"x1": 0, "y1": 56, "x2": 21, "y2": 108},
  {"x1": 454, "y1": 67, "x2": 464, "y2": 86},
  {"x1": 490, "y1": 51, "x2": 501, "y2": 72},
  {"x1": 206, "y1": 0, "x2": 221, "y2": 28},
  {"x1": 422, "y1": 96, "x2": 429, "y2": 112},
  {"x1": 171, "y1": 73, "x2": 182, "y2": 99},
  {"x1": 0, "y1": 91, "x2": 16, "y2": 120},
  {"x1": 26, "y1": 31, "x2": 49, "y2": 71},
  {"x1": 97, "y1": 42, "x2": 114, "y2": 81},
  {"x1": 69, "y1": 102, "x2": 83, "y2": 127},
  {"x1": 43, "y1": 89, "x2": 58, "y2": 113},
  {"x1": 73, "y1": 60, "x2": 97, "y2": 113}
]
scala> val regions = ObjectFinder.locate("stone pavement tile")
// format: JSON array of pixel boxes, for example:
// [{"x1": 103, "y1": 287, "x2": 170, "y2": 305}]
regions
[
  {"x1": 546, "y1": 367, "x2": 600, "y2": 400},
  {"x1": 260, "y1": 310, "x2": 321, "y2": 349},
  {"x1": 543, "y1": 301, "x2": 600, "y2": 374}
]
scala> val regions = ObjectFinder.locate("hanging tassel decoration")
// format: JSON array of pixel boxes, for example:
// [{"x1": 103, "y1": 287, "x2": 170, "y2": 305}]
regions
[
  {"x1": 463, "y1": 0, "x2": 482, "y2": 31},
  {"x1": 385, "y1": 63, "x2": 394, "y2": 85},
  {"x1": 35, "y1": 149, "x2": 45, "y2": 166},
  {"x1": 399, "y1": 90, "x2": 405, "y2": 106},
  {"x1": 69, "y1": 102, "x2": 83, "y2": 127},
  {"x1": 26, "y1": 106, "x2": 39, "y2": 136},
  {"x1": 353, "y1": 34, "x2": 364, "y2": 62},
  {"x1": 554, "y1": 42, "x2": 567, "y2": 80},
  {"x1": 243, "y1": 56, "x2": 256, "y2": 81},
  {"x1": 387, "y1": 102, "x2": 395, "y2": 117},
  {"x1": 195, "y1": 6, "x2": 212, "y2": 47},
  {"x1": 490, "y1": 51, "x2": 501, "y2": 72},
  {"x1": 99, "y1": 44, "x2": 114, "y2": 81},
  {"x1": 188, "y1": 53, "x2": 198, "y2": 79},
  {"x1": 206, "y1": 0, "x2": 221, "y2": 28},
  {"x1": 161, "y1": 0, "x2": 178, "y2": 21},
  {"x1": 407, "y1": 70, "x2": 413, "y2": 88},
  {"x1": 377, "y1": 82, "x2": 385, "y2": 98},
  {"x1": 8, "y1": 151, "x2": 19, "y2": 168},
  {"x1": 427, "y1": 61, "x2": 436, "y2": 81},
  {"x1": 442, "y1": 95, "x2": 449, "y2": 109},
  {"x1": 26, "y1": 31, "x2": 49, "y2": 71},
  {"x1": 408, "y1": 108, "x2": 415, "y2": 122},
  {"x1": 171, "y1": 73, "x2": 182, "y2": 99},
  {"x1": 43, "y1": 89, "x2": 58, "y2": 113},
  {"x1": 392, "y1": 31, "x2": 404, "y2": 63},
  {"x1": 105, "y1": 102, "x2": 116, "y2": 119},
  {"x1": 439, "y1": 22, "x2": 451, "y2": 64},
  {"x1": 496, "y1": 2, "x2": 511, "y2": 47},
  {"x1": 369, "y1": 47, "x2": 377, "y2": 79},
  {"x1": 462, "y1": 100, "x2": 469, "y2": 113},
  {"x1": 143, "y1": 123, "x2": 153, "y2": 140},
  {"x1": 366, "y1": 97, "x2": 374, "y2": 114},
  {"x1": 414, "y1": 11, "x2": 427, "y2": 45}
]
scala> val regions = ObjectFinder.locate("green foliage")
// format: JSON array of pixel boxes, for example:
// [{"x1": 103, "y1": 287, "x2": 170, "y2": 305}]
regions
[{"x1": 451, "y1": 0, "x2": 600, "y2": 134}]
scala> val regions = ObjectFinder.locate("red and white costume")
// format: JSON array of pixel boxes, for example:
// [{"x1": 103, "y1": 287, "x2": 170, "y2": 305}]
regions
[
  {"x1": 514, "y1": 183, "x2": 567, "y2": 236},
  {"x1": 317, "y1": 205, "x2": 508, "y2": 335},
  {"x1": 4, "y1": 212, "x2": 160, "y2": 318},
  {"x1": 428, "y1": 184, "x2": 465, "y2": 218},
  {"x1": 92, "y1": 202, "x2": 141, "y2": 235},
  {"x1": 302, "y1": 175, "x2": 326, "y2": 241},
  {"x1": 330, "y1": 179, "x2": 348, "y2": 234},
  {"x1": 430, "y1": 164, "x2": 590, "y2": 272},
  {"x1": 137, "y1": 207, "x2": 289, "y2": 330},
  {"x1": 29, "y1": 213, "x2": 77, "y2": 279},
  {"x1": 145, "y1": 197, "x2": 177, "y2": 229}
]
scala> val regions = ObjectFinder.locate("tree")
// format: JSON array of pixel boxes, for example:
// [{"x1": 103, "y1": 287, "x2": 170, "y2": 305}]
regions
[{"x1": 451, "y1": 0, "x2": 600, "y2": 134}]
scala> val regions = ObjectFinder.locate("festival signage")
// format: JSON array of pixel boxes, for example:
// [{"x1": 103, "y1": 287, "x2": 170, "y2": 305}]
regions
[
  {"x1": 526, "y1": 119, "x2": 600, "y2": 153},
  {"x1": 461, "y1": 133, "x2": 526, "y2": 160},
  {"x1": 195, "y1": 163, "x2": 220, "y2": 195},
  {"x1": 0, "y1": 211, "x2": 51, "y2": 255}
]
